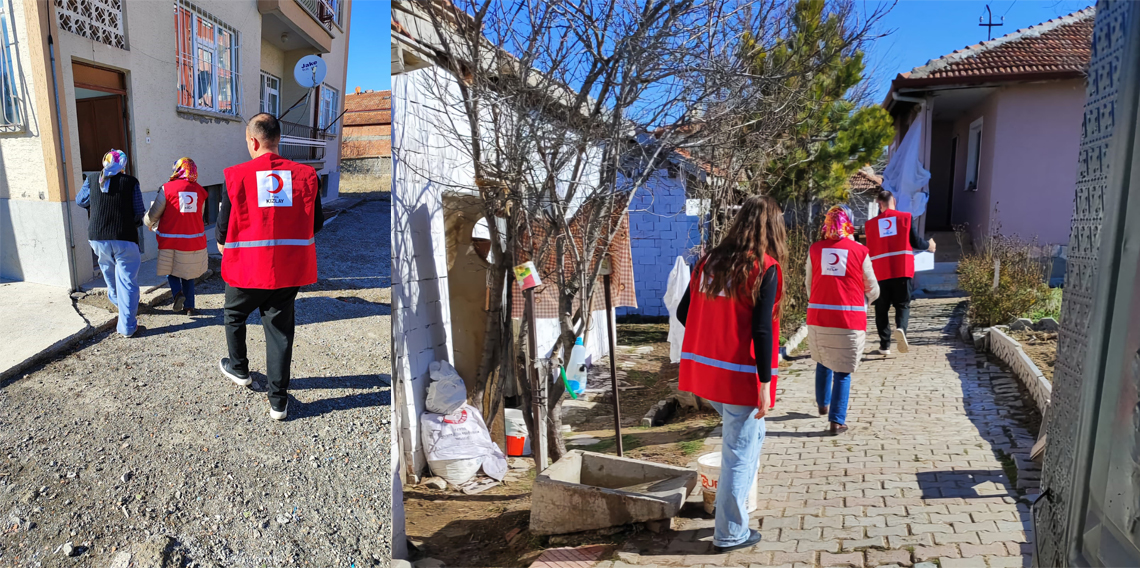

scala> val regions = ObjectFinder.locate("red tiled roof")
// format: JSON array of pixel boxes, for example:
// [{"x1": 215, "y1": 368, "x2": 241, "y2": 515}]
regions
[
  {"x1": 892, "y1": 7, "x2": 1093, "y2": 89},
  {"x1": 847, "y1": 168, "x2": 882, "y2": 194}
]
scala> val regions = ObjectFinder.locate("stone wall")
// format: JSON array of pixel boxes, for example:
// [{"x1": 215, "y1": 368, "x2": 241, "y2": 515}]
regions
[{"x1": 984, "y1": 328, "x2": 1052, "y2": 417}]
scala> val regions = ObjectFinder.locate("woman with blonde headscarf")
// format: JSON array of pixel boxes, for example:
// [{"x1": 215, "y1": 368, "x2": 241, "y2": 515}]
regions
[
  {"x1": 805, "y1": 205, "x2": 879, "y2": 435},
  {"x1": 144, "y1": 158, "x2": 209, "y2": 316}
]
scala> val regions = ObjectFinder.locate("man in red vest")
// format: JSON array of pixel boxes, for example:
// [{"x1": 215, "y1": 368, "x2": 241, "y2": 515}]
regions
[
  {"x1": 864, "y1": 190, "x2": 935, "y2": 355},
  {"x1": 216, "y1": 113, "x2": 324, "y2": 420}
]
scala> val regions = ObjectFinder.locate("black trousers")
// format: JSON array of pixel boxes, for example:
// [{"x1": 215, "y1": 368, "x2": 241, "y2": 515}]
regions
[
  {"x1": 224, "y1": 285, "x2": 299, "y2": 409},
  {"x1": 874, "y1": 277, "x2": 912, "y2": 350}
]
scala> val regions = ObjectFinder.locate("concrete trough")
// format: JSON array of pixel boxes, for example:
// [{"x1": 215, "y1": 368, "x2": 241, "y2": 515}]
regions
[{"x1": 529, "y1": 450, "x2": 698, "y2": 535}]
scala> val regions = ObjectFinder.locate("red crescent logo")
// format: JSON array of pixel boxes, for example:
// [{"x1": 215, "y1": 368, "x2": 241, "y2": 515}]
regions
[
  {"x1": 828, "y1": 253, "x2": 841, "y2": 266},
  {"x1": 181, "y1": 194, "x2": 194, "y2": 205},
  {"x1": 266, "y1": 173, "x2": 284, "y2": 194},
  {"x1": 886, "y1": 219, "x2": 894, "y2": 231}
]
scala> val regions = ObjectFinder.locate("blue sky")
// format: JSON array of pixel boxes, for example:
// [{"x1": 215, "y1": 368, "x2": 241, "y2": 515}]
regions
[
  {"x1": 864, "y1": 0, "x2": 1092, "y2": 102},
  {"x1": 346, "y1": 0, "x2": 391, "y2": 92}
]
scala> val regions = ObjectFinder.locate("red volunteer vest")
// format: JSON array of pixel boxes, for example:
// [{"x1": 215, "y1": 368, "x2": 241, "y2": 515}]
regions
[
  {"x1": 221, "y1": 153, "x2": 319, "y2": 289},
  {"x1": 155, "y1": 180, "x2": 208, "y2": 251},
  {"x1": 808, "y1": 238, "x2": 869, "y2": 331},
  {"x1": 865, "y1": 209, "x2": 914, "y2": 280},
  {"x1": 679, "y1": 256, "x2": 782, "y2": 409}
]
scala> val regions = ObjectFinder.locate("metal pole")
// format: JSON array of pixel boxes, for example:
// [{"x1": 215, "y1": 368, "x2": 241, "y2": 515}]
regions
[
  {"x1": 604, "y1": 274, "x2": 623, "y2": 456},
  {"x1": 525, "y1": 288, "x2": 548, "y2": 471}
]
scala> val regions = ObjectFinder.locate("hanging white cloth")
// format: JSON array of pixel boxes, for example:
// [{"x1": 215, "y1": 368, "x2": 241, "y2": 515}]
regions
[
  {"x1": 664, "y1": 256, "x2": 691, "y2": 363},
  {"x1": 881, "y1": 118, "x2": 931, "y2": 217}
]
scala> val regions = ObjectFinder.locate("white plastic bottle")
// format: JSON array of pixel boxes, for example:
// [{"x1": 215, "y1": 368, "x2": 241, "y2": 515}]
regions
[{"x1": 566, "y1": 337, "x2": 588, "y2": 397}]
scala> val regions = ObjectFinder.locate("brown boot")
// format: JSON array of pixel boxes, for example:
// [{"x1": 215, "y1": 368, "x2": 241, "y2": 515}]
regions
[
  {"x1": 829, "y1": 422, "x2": 849, "y2": 436},
  {"x1": 818, "y1": 405, "x2": 829, "y2": 416}
]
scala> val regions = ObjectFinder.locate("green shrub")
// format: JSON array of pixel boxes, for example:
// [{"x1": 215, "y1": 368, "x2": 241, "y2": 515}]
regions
[
  {"x1": 957, "y1": 226, "x2": 1052, "y2": 327},
  {"x1": 1027, "y1": 287, "x2": 1063, "y2": 322}
]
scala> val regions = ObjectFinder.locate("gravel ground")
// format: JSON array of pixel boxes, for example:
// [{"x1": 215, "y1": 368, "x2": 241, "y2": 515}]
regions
[{"x1": 0, "y1": 196, "x2": 392, "y2": 567}]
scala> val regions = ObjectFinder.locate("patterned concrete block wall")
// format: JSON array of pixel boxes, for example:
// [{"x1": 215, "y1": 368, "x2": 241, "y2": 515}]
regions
[
  {"x1": 621, "y1": 171, "x2": 701, "y2": 317},
  {"x1": 986, "y1": 328, "x2": 1053, "y2": 416}
]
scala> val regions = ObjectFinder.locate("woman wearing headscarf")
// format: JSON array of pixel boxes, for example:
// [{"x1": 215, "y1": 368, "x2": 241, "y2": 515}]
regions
[
  {"x1": 76, "y1": 149, "x2": 145, "y2": 337},
  {"x1": 144, "y1": 158, "x2": 209, "y2": 316},
  {"x1": 805, "y1": 205, "x2": 879, "y2": 435}
]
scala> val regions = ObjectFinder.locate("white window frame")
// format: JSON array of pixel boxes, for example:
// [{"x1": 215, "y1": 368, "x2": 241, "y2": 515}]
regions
[
  {"x1": 965, "y1": 117, "x2": 983, "y2": 192},
  {"x1": 259, "y1": 71, "x2": 280, "y2": 116},
  {"x1": 175, "y1": 0, "x2": 241, "y2": 116},
  {"x1": 318, "y1": 83, "x2": 339, "y2": 134},
  {"x1": 0, "y1": 6, "x2": 24, "y2": 132}
]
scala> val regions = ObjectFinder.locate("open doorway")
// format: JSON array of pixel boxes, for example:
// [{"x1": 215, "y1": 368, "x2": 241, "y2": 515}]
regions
[{"x1": 72, "y1": 62, "x2": 131, "y2": 271}]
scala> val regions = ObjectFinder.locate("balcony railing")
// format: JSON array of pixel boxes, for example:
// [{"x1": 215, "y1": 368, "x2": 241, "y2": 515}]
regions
[
  {"x1": 279, "y1": 119, "x2": 331, "y2": 162},
  {"x1": 295, "y1": 0, "x2": 342, "y2": 31}
]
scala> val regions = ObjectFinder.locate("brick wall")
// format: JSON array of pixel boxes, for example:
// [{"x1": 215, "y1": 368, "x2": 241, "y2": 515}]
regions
[
  {"x1": 620, "y1": 170, "x2": 701, "y2": 317},
  {"x1": 343, "y1": 90, "x2": 391, "y2": 159}
]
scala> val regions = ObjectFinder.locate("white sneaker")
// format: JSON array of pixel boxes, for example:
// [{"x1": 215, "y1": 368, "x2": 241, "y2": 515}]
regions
[
  {"x1": 873, "y1": 348, "x2": 891, "y2": 356},
  {"x1": 270, "y1": 401, "x2": 288, "y2": 421},
  {"x1": 893, "y1": 329, "x2": 910, "y2": 353},
  {"x1": 219, "y1": 358, "x2": 252, "y2": 387}
]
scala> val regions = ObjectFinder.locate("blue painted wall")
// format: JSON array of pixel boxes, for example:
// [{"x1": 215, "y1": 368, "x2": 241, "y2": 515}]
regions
[{"x1": 620, "y1": 169, "x2": 702, "y2": 317}]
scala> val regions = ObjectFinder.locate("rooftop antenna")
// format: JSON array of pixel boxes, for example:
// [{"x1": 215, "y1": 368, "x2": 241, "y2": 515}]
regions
[{"x1": 979, "y1": 5, "x2": 1004, "y2": 41}]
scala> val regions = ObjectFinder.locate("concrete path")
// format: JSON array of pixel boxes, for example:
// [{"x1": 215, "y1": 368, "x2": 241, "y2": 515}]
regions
[
  {"x1": 591, "y1": 298, "x2": 1036, "y2": 568},
  {"x1": 0, "y1": 281, "x2": 91, "y2": 380}
]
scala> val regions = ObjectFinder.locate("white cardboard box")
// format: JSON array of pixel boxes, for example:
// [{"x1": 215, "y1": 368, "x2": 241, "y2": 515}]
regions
[{"x1": 914, "y1": 251, "x2": 935, "y2": 272}]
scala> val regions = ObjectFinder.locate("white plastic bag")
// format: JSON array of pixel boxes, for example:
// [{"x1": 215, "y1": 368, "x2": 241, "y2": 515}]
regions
[
  {"x1": 421, "y1": 404, "x2": 508, "y2": 485},
  {"x1": 425, "y1": 360, "x2": 466, "y2": 414},
  {"x1": 664, "y1": 256, "x2": 691, "y2": 364}
]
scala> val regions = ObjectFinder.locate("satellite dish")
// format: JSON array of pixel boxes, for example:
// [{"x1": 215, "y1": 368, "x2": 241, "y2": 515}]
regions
[{"x1": 294, "y1": 55, "x2": 327, "y2": 88}]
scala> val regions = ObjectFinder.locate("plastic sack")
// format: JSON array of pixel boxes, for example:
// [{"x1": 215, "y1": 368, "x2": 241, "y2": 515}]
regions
[
  {"x1": 664, "y1": 256, "x2": 691, "y2": 364},
  {"x1": 425, "y1": 360, "x2": 466, "y2": 414},
  {"x1": 881, "y1": 118, "x2": 931, "y2": 217},
  {"x1": 421, "y1": 404, "x2": 508, "y2": 485}
]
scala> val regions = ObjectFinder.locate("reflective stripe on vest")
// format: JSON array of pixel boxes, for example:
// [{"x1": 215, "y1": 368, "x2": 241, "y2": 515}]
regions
[
  {"x1": 870, "y1": 250, "x2": 912, "y2": 261},
  {"x1": 808, "y1": 303, "x2": 867, "y2": 312},
  {"x1": 681, "y1": 352, "x2": 755, "y2": 374},
  {"x1": 156, "y1": 231, "x2": 206, "y2": 239},
  {"x1": 225, "y1": 238, "x2": 315, "y2": 248}
]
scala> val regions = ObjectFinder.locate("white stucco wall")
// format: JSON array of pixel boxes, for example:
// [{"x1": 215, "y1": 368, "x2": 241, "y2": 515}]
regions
[
  {"x1": 0, "y1": 0, "x2": 73, "y2": 286},
  {"x1": 393, "y1": 65, "x2": 613, "y2": 479}
]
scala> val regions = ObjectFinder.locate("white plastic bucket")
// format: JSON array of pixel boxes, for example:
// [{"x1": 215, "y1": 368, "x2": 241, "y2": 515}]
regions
[
  {"x1": 697, "y1": 452, "x2": 758, "y2": 515},
  {"x1": 504, "y1": 408, "x2": 531, "y2": 456}
]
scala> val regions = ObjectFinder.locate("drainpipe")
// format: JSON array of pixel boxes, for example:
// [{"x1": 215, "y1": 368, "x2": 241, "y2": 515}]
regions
[{"x1": 48, "y1": 36, "x2": 79, "y2": 292}]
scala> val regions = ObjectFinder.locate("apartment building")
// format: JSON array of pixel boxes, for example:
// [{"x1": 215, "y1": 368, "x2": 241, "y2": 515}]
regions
[{"x1": 0, "y1": 0, "x2": 352, "y2": 289}]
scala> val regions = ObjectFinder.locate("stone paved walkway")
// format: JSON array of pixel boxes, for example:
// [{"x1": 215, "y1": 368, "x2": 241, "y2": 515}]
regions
[{"x1": 590, "y1": 298, "x2": 1036, "y2": 568}]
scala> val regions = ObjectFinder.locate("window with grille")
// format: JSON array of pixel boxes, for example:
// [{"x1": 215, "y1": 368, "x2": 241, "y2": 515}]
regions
[
  {"x1": 0, "y1": 7, "x2": 23, "y2": 131},
  {"x1": 174, "y1": 1, "x2": 240, "y2": 116},
  {"x1": 259, "y1": 71, "x2": 280, "y2": 116},
  {"x1": 319, "y1": 83, "x2": 339, "y2": 134}
]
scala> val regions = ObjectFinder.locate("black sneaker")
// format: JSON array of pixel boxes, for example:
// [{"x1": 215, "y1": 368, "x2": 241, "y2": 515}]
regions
[
  {"x1": 172, "y1": 291, "x2": 185, "y2": 312},
  {"x1": 715, "y1": 529, "x2": 763, "y2": 553},
  {"x1": 124, "y1": 325, "x2": 146, "y2": 338},
  {"x1": 219, "y1": 358, "x2": 252, "y2": 387}
]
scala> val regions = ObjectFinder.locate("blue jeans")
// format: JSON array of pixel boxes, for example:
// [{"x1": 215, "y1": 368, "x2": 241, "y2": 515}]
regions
[
  {"x1": 167, "y1": 275, "x2": 196, "y2": 309},
  {"x1": 709, "y1": 401, "x2": 766, "y2": 548},
  {"x1": 815, "y1": 363, "x2": 852, "y2": 424},
  {"x1": 90, "y1": 240, "x2": 141, "y2": 336}
]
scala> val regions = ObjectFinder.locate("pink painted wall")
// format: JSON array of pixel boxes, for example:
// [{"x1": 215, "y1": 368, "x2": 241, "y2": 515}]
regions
[
  {"x1": 988, "y1": 81, "x2": 1085, "y2": 246},
  {"x1": 949, "y1": 91, "x2": 1000, "y2": 243},
  {"x1": 943, "y1": 80, "x2": 1085, "y2": 245}
]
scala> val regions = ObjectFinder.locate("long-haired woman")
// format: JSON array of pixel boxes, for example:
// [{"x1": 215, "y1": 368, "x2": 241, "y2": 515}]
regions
[
  {"x1": 805, "y1": 205, "x2": 879, "y2": 435},
  {"x1": 676, "y1": 194, "x2": 786, "y2": 552}
]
